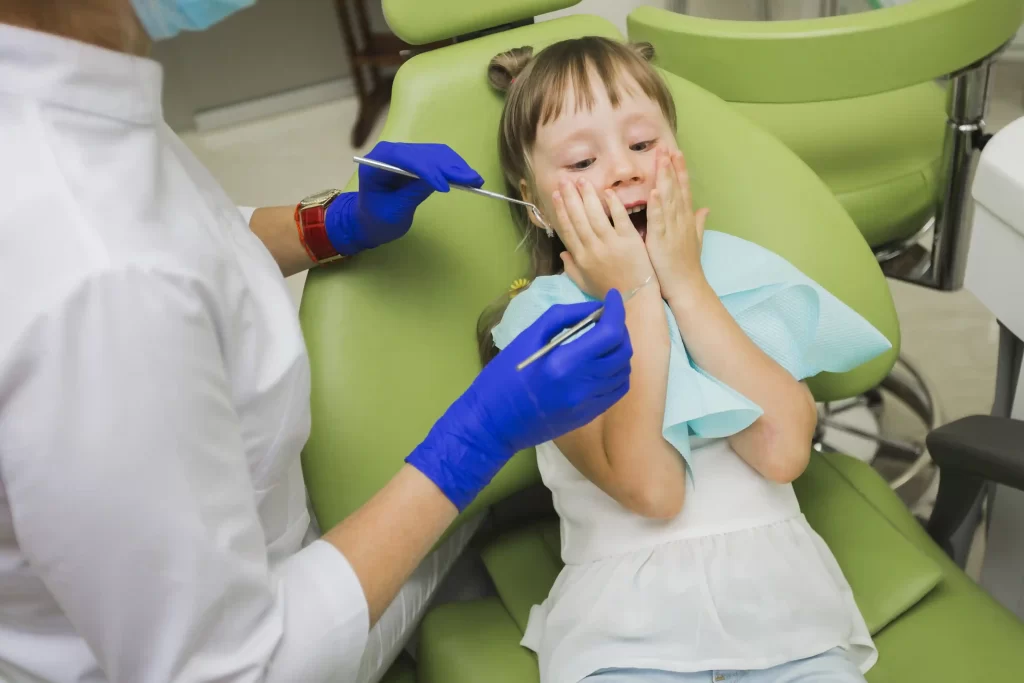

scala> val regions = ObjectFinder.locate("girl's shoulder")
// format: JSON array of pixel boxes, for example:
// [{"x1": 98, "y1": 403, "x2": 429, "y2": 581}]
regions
[
  {"x1": 491, "y1": 274, "x2": 589, "y2": 350},
  {"x1": 522, "y1": 274, "x2": 591, "y2": 302}
]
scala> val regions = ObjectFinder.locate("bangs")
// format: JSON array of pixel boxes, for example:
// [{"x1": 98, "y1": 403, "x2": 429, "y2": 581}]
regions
[
  {"x1": 496, "y1": 36, "x2": 676, "y2": 198},
  {"x1": 509, "y1": 38, "x2": 677, "y2": 145},
  {"x1": 537, "y1": 50, "x2": 667, "y2": 126}
]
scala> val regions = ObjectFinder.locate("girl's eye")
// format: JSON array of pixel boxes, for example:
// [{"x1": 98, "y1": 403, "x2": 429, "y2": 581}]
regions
[
  {"x1": 569, "y1": 158, "x2": 594, "y2": 171},
  {"x1": 631, "y1": 139, "x2": 657, "y2": 152}
]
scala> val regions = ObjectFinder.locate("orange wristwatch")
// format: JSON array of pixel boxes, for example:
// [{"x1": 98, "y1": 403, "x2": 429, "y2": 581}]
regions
[{"x1": 295, "y1": 189, "x2": 344, "y2": 264}]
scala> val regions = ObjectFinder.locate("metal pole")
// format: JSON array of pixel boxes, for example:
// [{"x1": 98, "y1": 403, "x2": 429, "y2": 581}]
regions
[{"x1": 927, "y1": 60, "x2": 994, "y2": 290}]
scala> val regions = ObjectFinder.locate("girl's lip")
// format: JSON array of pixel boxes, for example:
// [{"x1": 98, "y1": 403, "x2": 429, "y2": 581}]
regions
[{"x1": 623, "y1": 200, "x2": 648, "y2": 210}]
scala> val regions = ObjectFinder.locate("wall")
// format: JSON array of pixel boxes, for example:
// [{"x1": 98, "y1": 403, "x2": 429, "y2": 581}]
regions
[
  {"x1": 156, "y1": 0, "x2": 873, "y2": 132},
  {"x1": 681, "y1": 1, "x2": 849, "y2": 20},
  {"x1": 153, "y1": 0, "x2": 388, "y2": 131},
  {"x1": 541, "y1": 1, "x2": 865, "y2": 32},
  {"x1": 541, "y1": 0, "x2": 671, "y2": 36}
]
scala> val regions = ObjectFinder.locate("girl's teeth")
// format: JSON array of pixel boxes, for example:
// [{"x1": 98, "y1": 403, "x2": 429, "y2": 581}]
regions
[{"x1": 627, "y1": 206, "x2": 645, "y2": 214}]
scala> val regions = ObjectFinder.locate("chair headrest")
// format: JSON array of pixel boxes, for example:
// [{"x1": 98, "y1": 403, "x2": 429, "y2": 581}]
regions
[{"x1": 384, "y1": 0, "x2": 579, "y2": 45}]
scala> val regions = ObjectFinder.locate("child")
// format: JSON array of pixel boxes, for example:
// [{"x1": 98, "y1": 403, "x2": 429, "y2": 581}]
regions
[{"x1": 477, "y1": 37, "x2": 893, "y2": 683}]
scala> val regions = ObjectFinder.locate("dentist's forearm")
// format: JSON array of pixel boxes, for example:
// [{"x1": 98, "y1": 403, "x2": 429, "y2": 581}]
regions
[
  {"x1": 248, "y1": 205, "x2": 317, "y2": 278},
  {"x1": 322, "y1": 465, "x2": 458, "y2": 626}
]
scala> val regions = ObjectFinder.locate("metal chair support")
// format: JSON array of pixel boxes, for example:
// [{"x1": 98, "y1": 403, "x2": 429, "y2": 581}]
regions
[
  {"x1": 892, "y1": 46, "x2": 1006, "y2": 291},
  {"x1": 804, "y1": 16, "x2": 1010, "y2": 501}
]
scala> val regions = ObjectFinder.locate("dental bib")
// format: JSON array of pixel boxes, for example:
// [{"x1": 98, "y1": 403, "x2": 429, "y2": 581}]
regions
[{"x1": 491, "y1": 230, "x2": 892, "y2": 472}]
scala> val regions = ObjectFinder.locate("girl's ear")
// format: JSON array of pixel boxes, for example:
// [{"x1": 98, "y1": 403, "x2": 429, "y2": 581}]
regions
[{"x1": 519, "y1": 179, "x2": 546, "y2": 230}]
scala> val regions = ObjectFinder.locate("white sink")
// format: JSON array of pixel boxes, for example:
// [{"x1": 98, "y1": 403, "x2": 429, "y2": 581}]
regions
[{"x1": 966, "y1": 115, "x2": 1024, "y2": 341}]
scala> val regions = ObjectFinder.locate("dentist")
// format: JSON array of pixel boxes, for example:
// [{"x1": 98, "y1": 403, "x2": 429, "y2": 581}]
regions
[{"x1": 0, "y1": 1, "x2": 633, "y2": 682}]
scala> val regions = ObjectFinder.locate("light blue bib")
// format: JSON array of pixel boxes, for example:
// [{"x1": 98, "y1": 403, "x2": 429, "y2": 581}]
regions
[{"x1": 491, "y1": 231, "x2": 892, "y2": 472}]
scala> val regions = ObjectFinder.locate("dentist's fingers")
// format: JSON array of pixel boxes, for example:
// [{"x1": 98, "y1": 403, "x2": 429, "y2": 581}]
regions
[
  {"x1": 579, "y1": 179, "x2": 614, "y2": 240},
  {"x1": 441, "y1": 164, "x2": 485, "y2": 188},
  {"x1": 382, "y1": 144, "x2": 450, "y2": 192},
  {"x1": 569, "y1": 288, "x2": 627, "y2": 362},
  {"x1": 604, "y1": 190, "x2": 635, "y2": 239}
]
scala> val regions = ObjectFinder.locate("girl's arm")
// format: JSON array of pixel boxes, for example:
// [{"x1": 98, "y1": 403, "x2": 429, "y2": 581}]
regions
[
  {"x1": 554, "y1": 286, "x2": 686, "y2": 519},
  {"x1": 646, "y1": 148, "x2": 816, "y2": 483},
  {"x1": 665, "y1": 281, "x2": 817, "y2": 483},
  {"x1": 549, "y1": 179, "x2": 687, "y2": 519}
]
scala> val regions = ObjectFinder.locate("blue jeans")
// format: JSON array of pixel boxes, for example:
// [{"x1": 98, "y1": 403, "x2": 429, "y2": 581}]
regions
[{"x1": 585, "y1": 648, "x2": 866, "y2": 683}]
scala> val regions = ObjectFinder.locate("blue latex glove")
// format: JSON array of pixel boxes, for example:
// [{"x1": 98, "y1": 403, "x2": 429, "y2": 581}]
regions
[
  {"x1": 407, "y1": 290, "x2": 633, "y2": 510},
  {"x1": 325, "y1": 141, "x2": 485, "y2": 256}
]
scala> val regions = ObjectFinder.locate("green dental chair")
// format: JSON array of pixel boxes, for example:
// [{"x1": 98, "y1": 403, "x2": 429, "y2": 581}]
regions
[
  {"x1": 628, "y1": 0, "x2": 1024, "y2": 495},
  {"x1": 296, "y1": 1, "x2": 1024, "y2": 681}
]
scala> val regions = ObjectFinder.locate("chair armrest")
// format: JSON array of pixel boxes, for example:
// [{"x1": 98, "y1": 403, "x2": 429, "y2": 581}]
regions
[
  {"x1": 927, "y1": 415, "x2": 1024, "y2": 490},
  {"x1": 626, "y1": 1, "x2": 1024, "y2": 103},
  {"x1": 926, "y1": 415, "x2": 1024, "y2": 560}
]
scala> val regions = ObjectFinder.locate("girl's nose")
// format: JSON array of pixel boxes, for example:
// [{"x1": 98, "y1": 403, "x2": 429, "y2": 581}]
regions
[{"x1": 610, "y1": 152, "x2": 644, "y2": 188}]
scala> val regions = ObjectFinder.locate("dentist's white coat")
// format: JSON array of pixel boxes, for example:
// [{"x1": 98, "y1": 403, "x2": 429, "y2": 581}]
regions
[{"x1": 0, "y1": 23, "x2": 368, "y2": 682}]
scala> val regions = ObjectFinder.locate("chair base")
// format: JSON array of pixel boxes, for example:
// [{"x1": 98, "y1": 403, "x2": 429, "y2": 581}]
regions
[
  {"x1": 816, "y1": 391, "x2": 884, "y2": 464},
  {"x1": 816, "y1": 355, "x2": 941, "y2": 510},
  {"x1": 878, "y1": 218, "x2": 935, "y2": 284}
]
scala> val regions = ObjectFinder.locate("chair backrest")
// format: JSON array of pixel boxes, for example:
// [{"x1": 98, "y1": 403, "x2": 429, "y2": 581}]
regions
[
  {"x1": 298, "y1": 7, "x2": 900, "y2": 534},
  {"x1": 628, "y1": 0, "x2": 1024, "y2": 103}
]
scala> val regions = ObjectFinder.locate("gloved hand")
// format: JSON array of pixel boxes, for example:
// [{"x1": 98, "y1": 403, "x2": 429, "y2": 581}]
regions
[
  {"x1": 407, "y1": 290, "x2": 633, "y2": 510},
  {"x1": 325, "y1": 141, "x2": 484, "y2": 256}
]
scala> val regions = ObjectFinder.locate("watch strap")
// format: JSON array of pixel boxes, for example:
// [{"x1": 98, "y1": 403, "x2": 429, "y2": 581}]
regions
[{"x1": 296, "y1": 190, "x2": 344, "y2": 264}]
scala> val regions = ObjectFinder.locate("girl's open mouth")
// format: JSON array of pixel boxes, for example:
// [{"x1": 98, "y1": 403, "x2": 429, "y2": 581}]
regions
[{"x1": 626, "y1": 203, "x2": 648, "y2": 241}]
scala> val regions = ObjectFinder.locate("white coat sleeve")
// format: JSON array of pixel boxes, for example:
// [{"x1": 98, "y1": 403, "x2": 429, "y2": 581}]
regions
[
  {"x1": 0, "y1": 268, "x2": 368, "y2": 682},
  {"x1": 238, "y1": 205, "x2": 257, "y2": 225}
]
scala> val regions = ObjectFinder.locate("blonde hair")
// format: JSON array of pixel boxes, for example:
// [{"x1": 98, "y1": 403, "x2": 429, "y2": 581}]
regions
[{"x1": 476, "y1": 36, "x2": 676, "y2": 364}]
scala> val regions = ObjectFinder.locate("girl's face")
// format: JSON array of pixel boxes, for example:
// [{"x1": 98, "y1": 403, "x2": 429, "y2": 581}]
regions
[{"x1": 523, "y1": 71, "x2": 678, "y2": 241}]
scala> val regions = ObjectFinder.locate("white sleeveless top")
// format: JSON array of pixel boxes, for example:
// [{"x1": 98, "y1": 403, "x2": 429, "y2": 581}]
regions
[{"x1": 521, "y1": 439, "x2": 878, "y2": 683}]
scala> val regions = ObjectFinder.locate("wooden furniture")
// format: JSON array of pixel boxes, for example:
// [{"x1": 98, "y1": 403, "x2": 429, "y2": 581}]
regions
[{"x1": 334, "y1": 0, "x2": 451, "y2": 147}]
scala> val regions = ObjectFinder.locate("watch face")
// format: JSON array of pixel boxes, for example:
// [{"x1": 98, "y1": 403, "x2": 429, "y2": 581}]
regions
[{"x1": 304, "y1": 189, "x2": 340, "y2": 206}]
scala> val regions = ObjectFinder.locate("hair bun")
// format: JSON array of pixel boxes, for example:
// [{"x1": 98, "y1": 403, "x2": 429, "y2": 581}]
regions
[
  {"x1": 630, "y1": 41, "x2": 655, "y2": 62},
  {"x1": 488, "y1": 46, "x2": 534, "y2": 92}
]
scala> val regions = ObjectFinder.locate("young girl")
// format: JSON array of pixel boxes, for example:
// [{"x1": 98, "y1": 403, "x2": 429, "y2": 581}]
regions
[{"x1": 478, "y1": 38, "x2": 893, "y2": 683}]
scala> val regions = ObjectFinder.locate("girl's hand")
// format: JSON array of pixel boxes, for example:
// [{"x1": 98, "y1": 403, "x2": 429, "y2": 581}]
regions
[
  {"x1": 553, "y1": 178, "x2": 656, "y2": 299},
  {"x1": 645, "y1": 149, "x2": 711, "y2": 305}
]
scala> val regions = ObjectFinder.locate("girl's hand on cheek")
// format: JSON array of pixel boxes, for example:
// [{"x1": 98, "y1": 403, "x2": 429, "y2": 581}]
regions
[
  {"x1": 552, "y1": 178, "x2": 656, "y2": 300},
  {"x1": 645, "y1": 149, "x2": 711, "y2": 305}
]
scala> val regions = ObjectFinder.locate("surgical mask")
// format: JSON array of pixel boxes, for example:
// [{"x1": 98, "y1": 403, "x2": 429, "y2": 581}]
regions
[{"x1": 131, "y1": 0, "x2": 256, "y2": 41}]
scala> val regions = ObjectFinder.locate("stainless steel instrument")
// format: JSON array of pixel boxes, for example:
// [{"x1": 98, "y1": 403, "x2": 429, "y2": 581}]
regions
[
  {"x1": 516, "y1": 275, "x2": 654, "y2": 371},
  {"x1": 352, "y1": 155, "x2": 552, "y2": 233}
]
